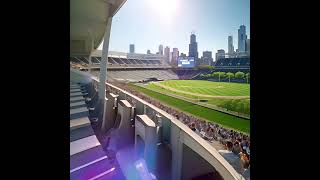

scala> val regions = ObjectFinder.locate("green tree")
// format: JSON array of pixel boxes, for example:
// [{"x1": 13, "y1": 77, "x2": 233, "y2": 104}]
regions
[
  {"x1": 245, "y1": 72, "x2": 250, "y2": 83},
  {"x1": 226, "y1": 72, "x2": 235, "y2": 82},
  {"x1": 235, "y1": 71, "x2": 245, "y2": 79},
  {"x1": 219, "y1": 72, "x2": 226, "y2": 78},
  {"x1": 198, "y1": 65, "x2": 213, "y2": 70},
  {"x1": 212, "y1": 72, "x2": 220, "y2": 78}
]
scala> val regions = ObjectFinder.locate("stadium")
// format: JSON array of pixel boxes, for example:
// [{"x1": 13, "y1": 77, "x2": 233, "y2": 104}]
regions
[{"x1": 70, "y1": 0, "x2": 250, "y2": 180}]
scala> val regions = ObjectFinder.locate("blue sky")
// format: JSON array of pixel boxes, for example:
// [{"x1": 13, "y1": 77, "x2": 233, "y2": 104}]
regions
[{"x1": 98, "y1": 0, "x2": 250, "y2": 56}]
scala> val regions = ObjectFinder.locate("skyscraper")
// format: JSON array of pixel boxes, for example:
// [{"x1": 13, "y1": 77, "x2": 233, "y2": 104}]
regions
[
  {"x1": 245, "y1": 39, "x2": 250, "y2": 53},
  {"x1": 180, "y1": 53, "x2": 187, "y2": 57},
  {"x1": 188, "y1": 33, "x2": 198, "y2": 65},
  {"x1": 159, "y1": 45, "x2": 164, "y2": 55},
  {"x1": 228, "y1": 36, "x2": 234, "y2": 54},
  {"x1": 129, "y1": 44, "x2": 135, "y2": 53},
  {"x1": 172, "y1": 48, "x2": 179, "y2": 66},
  {"x1": 164, "y1": 46, "x2": 170, "y2": 62},
  {"x1": 147, "y1": 49, "x2": 151, "y2": 54},
  {"x1": 238, "y1": 25, "x2": 247, "y2": 52},
  {"x1": 215, "y1": 49, "x2": 225, "y2": 62},
  {"x1": 200, "y1": 51, "x2": 213, "y2": 66}
]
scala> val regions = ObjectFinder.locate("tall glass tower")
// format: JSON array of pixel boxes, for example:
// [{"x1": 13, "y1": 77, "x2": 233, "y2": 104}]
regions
[
  {"x1": 129, "y1": 44, "x2": 135, "y2": 53},
  {"x1": 228, "y1": 35, "x2": 234, "y2": 54},
  {"x1": 238, "y1": 25, "x2": 247, "y2": 52},
  {"x1": 158, "y1": 45, "x2": 163, "y2": 55},
  {"x1": 188, "y1": 33, "x2": 198, "y2": 64}
]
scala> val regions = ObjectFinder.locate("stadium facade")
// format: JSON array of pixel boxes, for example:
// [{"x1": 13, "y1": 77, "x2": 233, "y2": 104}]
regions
[{"x1": 214, "y1": 57, "x2": 250, "y2": 73}]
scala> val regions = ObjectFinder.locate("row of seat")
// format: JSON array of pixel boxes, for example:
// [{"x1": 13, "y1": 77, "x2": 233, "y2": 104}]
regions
[
  {"x1": 70, "y1": 82, "x2": 124, "y2": 180},
  {"x1": 71, "y1": 56, "x2": 167, "y2": 66},
  {"x1": 106, "y1": 69, "x2": 179, "y2": 82},
  {"x1": 215, "y1": 57, "x2": 250, "y2": 67}
]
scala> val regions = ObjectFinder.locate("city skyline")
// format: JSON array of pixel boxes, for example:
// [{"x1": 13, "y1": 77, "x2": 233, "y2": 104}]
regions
[{"x1": 98, "y1": 0, "x2": 250, "y2": 56}]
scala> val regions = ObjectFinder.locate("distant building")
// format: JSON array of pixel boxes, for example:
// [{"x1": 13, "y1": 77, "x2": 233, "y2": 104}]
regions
[
  {"x1": 164, "y1": 46, "x2": 170, "y2": 62},
  {"x1": 215, "y1": 49, "x2": 225, "y2": 62},
  {"x1": 172, "y1": 48, "x2": 179, "y2": 66},
  {"x1": 147, "y1": 49, "x2": 151, "y2": 54},
  {"x1": 246, "y1": 39, "x2": 250, "y2": 54},
  {"x1": 180, "y1": 53, "x2": 187, "y2": 57},
  {"x1": 228, "y1": 36, "x2": 234, "y2": 54},
  {"x1": 129, "y1": 44, "x2": 135, "y2": 53},
  {"x1": 159, "y1": 45, "x2": 164, "y2": 55},
  {"x1": 188, "y1": 33, "x2": 198, "y2": 65},
  {"x1": 200, "y1": 51, "x2": 213, "y2": 66},
  {"x1": 238, "y1": 25, "x2": 247, "y2": 52}
]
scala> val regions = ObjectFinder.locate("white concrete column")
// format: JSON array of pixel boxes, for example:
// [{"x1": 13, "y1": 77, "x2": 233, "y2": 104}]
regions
[
  {"x1": 102, "y1": 93, "x2": 118, "y2": 133},
  {"x1": 99, "y1": 17, "x2": 113, "y2": 100},
  {"x1": 171, "y1": 126, "x2": 183, "y2": 180}
]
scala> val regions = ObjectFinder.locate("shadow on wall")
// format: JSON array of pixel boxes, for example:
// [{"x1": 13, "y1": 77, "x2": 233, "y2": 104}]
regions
[
  {"x1": 136, "y1": 135, "x2": 145, "y2": 159},
  {"x1": 182, "y1": 144, "x2": 223, "y2": 180}
]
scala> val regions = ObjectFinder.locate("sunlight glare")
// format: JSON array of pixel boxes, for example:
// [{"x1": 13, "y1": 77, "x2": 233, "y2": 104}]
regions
[{"x1": 148, "y1": 0, "x2": 178, "y2": 19}]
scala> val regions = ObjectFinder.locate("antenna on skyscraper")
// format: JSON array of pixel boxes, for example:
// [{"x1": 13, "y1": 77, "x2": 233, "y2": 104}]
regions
[{"x1": 191, "y1": 30, "x2": 195, "y2": 35}]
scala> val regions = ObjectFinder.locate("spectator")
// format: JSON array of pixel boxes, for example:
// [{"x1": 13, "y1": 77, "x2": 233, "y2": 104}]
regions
[
  {"x1": 241, "y1": 154, "x2": 250, "y2": 180},
  {"x1": 232, "y1": 141, "x2": 242, "y2": 155},
  {"x1": 246, "y1": 142, "x2": 250, "y2": 156},
  {"x1": 190, "y1": 122, "x2": 196, "y2": 131},
  {"x1": 218, "y1": 141, "x2": 244, "y2": 174},
  {"x1": 107, "y1": 81, "x2": 250, "y2": 164}
]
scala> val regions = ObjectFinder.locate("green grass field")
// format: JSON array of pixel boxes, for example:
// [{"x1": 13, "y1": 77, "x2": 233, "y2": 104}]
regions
[
  {"x1": 128, "y1": 82, "x2": 250, "y2": 133},
  {"x1": 143, "y1": 80, "x2": 250, "y2": 115}
]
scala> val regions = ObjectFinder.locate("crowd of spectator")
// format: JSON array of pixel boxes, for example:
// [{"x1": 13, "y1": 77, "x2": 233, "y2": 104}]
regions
[{"x1": 107, "y1": 81, "x2": 250, "y2": 178}]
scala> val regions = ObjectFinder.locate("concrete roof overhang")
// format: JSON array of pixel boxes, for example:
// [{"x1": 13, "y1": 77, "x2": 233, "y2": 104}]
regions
[{"x1": 70, "y1": 0, "x2": 126, "y2": 57}]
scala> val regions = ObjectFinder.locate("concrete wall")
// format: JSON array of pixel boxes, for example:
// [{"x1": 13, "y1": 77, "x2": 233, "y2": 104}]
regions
[
  {"x1": 89, "y1": 76, "x2": 243, "y2": 180},
  {"x1": 102, "y1": 93, "x2": 118, "y2": 132},
  {"x1": 181, "y1": 144, "x2": 220, "y2": 180},
  {"x1": 134, "y1": 115, "x2": 157, "y2": 172},
  {"x1": 114, "y1": 100, "x2": 134, "y2": 149}
]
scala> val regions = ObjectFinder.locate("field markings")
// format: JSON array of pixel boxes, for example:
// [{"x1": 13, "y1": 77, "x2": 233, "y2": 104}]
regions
[
  {"x1": 152, "y1": 82, "x2": 249, "y2": 99},
  {"x1": 160, "y1": 80, "x2": 250, "y2": 96},
  {"x1": 130, "y1": 84, "x2": 250, "y2": 133}
]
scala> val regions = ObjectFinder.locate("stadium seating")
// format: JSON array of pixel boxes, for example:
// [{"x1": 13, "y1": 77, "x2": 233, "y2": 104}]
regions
[
  {"x1": 121, "y1": 58, "x2": 131, "y2": 64},
  {"x1": 100, "y1": 69, "x2": 179, "y2": 82},
  {"x1": 173, "y1": 69, "x2": 209, "y2": 80},
  {"x1": 135, "y1": 59, "x2": 143, "y2": 64},
  {"x1": 91, "y1": 57, "x2": 100, "y2": 64},
  {"x1": 78, "y1": 57, "x2": 89, "y2": 64},
  {"x1": 95, "y1": 57, "x2": 101, "y2": 62},
  {"x1": 128, "y1": 59, "x2": 138, "y2": 64},
  {"x1": 214, "y1": 57, "x2": 250, "y2": 73},
  {"x1": 108, "y1": 57, "x2": 117, "y2": 64},
  {"x1": 71, "y1": 55, "x2": 172, "y2": 70},
  {"x1": 71, "y1": 57, "x2": 81, "y2": 63},
  {"x1": 113, "y1": 58, "x2": 124, "y2": 64}
]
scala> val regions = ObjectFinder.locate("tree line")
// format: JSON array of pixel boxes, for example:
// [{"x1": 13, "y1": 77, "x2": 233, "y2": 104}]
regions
[{"x1": 199, "y1": 71, "x2": 250, "y2": 83}]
